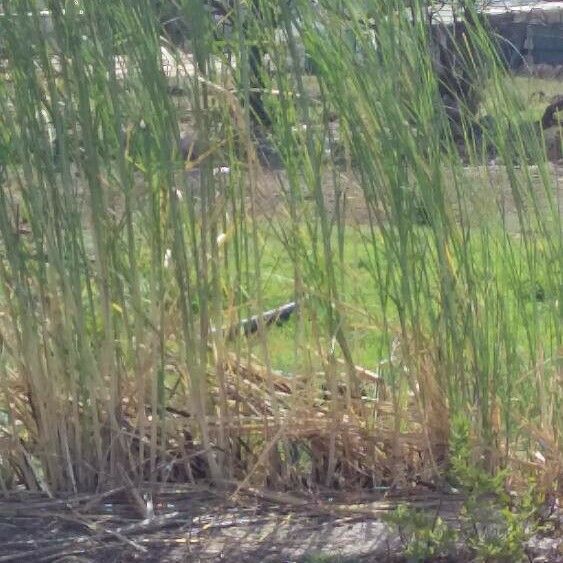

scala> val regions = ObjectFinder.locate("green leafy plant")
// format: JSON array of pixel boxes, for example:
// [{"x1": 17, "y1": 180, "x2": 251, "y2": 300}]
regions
[
  {"x1": 449, "y1": 415, "x2": 538, "y2": 562},
  {"x1": 385, "y1": 504, "x2": 458, "y2": 562},
  {"x1": 386, "y1": 417, "x2": 544, "y2": 561}
]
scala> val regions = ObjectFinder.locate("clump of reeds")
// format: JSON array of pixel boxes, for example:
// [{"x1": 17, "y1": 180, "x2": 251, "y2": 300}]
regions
[{"x1": 0, "y1": 0, "x2": 559, "y2": 496}]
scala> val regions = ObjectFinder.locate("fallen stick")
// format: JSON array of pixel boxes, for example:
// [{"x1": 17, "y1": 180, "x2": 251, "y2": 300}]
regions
[{"x1": 212, "y1": 301, "x2": 297, "y2": 341}]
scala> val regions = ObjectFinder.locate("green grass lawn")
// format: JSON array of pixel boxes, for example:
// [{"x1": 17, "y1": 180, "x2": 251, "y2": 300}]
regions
[
  {"x1": 510, "y1": 75, "x2": 562, "y2": 121},
  {"x1": 231, "y1": 217, "x2": 558, "y2": 389}
]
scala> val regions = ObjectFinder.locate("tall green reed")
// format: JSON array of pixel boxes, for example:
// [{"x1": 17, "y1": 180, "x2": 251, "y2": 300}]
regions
[{"x1": 0, "y1": 0, "x2": 559, "y2": 492}]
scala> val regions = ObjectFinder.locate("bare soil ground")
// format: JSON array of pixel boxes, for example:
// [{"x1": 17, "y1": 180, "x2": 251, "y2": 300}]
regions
[
  {"x1": 250, "y1": 160, "x2": 563, "y2": 231},
  {"x1": 0, "y1": 486, "x2": 464, "y2": 562},
  {"x1": 1, "y1": 486, "x2": 560, "y2": 562}
]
